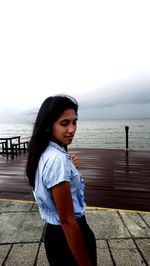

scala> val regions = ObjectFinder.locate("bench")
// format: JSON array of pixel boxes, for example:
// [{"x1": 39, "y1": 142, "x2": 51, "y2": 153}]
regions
[
  {"x1": 11, "y1": 141, "x2": 29, "y2": 157},
  {"x1": 0, "y1": 141, "x2": 7, "y2": 154},
  {"x1": 0, "y1": 137, "x2": 29, "y2": 159},
  {"x1": 0, "y1": 136, "x2": 21, "y2": 159}
]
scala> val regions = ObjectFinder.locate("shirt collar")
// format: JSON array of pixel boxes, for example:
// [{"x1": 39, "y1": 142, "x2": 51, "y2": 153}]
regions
[{"x1": 49, "y1": 141, "x2": 71, "y2": 158}]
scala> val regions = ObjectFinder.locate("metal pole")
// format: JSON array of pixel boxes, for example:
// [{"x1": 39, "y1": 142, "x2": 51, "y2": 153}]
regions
[{"x1": 125, "y1": 126, "x2": 129, "y2": 149}]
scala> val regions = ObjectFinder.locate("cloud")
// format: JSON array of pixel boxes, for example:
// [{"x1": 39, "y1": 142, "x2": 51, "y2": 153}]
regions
[
  {"x1": 0, "y1": 74, "x2": 150, "y2": 121},
  {"x1": 79, "y1": 74, "x2": 150, "y2": 109},
  {"x1": 79, "y1": 103, "x2": 150, "y2": 120}
]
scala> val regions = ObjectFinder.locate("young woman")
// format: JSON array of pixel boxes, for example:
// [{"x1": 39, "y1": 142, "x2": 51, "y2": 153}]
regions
[{"x1": 26, "y1": 95, "x2": 97, "y2": 266}]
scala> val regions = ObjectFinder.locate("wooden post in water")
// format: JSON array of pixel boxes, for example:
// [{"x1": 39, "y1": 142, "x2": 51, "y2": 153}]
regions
[{"x1": 125, "y1": 126, "x2": 129, "y2": 149}]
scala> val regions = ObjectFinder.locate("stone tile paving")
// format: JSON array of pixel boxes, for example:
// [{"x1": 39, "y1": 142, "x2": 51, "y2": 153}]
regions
[
  {"x1": 86, "y1": 210, "x2": 130, "y2": 239},
  {"x1": 0, "y1": 212, "x2": 44, "y2": 243},
  {"x1": 96, "y1": 240, "x2": 113, "y2": 266},
  {"x1": 135, "y1": 239, "x2": 150, "y2": 265},
  {"x1": 4, "y1": 243, "x2": 39, "y2": 266},
  {"x1": 108, "y1": 239, "x2": 146, "y2": 265},
  {"x1": 36, "y1": 243, "x2": 49, "y2": 266},
  {"x1": 0, "y1": 245, "x2": 11, "y2": 265},
  {"x1": 119, "y1": 211, "x2": 150, "y2": 238},
  {"x1": 0, "y1": 200, "x2": 150, "y2": 266}
]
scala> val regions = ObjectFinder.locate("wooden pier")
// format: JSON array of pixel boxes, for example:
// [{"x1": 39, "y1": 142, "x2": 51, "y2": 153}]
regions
[{"x1": 0, "y1": 148, "x2": 150, "y2": 212}]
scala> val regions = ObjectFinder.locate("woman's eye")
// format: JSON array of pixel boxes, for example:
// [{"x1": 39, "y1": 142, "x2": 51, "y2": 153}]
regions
[
  {"x1": 60, "y1": 120, "x2": 77, "y2": 127},
  {"x1": 60, "y1": 122, "x2": 68, "y2": 126},
  {"x1": 73, "y1": 121, "x2": 77, "y2": 125}
]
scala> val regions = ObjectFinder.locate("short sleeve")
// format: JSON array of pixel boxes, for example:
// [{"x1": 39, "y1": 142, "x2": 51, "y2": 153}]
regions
[{"x1": 43, "y1": 152, "x2": 71, "y2": 189}]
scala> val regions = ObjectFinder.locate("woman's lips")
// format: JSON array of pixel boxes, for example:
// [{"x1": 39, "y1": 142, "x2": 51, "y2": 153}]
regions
[{"x1": 65, "y1": 136, "x2": 74, "y2": 140}]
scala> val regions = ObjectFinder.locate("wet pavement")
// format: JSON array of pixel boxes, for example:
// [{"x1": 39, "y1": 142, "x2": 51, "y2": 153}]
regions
[
  {"x1": 0, "y1": 199, "x2": 150, "y2": 265},
  {"x1": 1, "y1": 149, "x2": 150, "y2": 212}
]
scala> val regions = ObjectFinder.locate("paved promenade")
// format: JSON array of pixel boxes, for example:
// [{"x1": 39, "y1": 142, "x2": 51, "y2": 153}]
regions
[{"x1": 0, "y1": 199, "x2": 150, "y2": 266}]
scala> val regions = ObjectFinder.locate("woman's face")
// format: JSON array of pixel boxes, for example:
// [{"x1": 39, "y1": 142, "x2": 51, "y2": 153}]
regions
[{"x1": 51, "y1": 109, "x2": 78, "y2": 146}]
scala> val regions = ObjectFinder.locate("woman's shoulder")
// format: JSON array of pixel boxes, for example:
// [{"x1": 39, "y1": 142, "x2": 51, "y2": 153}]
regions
[
  {"x1": 39, "y1": 144, "x2": 71, "y2": 179},
  {"x1": 42, "y1": 143, "x2": 68, "y2": 167},
  {"x1": 42, "y1": 145, "x2": 61, "y2": 161}
]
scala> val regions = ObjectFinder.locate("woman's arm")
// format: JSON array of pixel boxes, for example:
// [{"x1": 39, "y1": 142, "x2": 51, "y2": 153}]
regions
[{"x1": 51, "y1": 181, "x2": 93, "y2": 266}]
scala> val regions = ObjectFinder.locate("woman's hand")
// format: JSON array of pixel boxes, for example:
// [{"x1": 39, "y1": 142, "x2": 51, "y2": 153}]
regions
[{"x1": 71, "y1": 154, "x2": 79, "y2": 168}]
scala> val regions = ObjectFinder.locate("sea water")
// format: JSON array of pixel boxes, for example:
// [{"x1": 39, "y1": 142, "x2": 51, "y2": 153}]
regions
[{"x1": 0, "y1": 119, "x2": 150, "y2": 150}]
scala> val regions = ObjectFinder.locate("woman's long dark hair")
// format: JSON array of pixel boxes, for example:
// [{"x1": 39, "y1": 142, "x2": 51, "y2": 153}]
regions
[{"x1": 26, "y1": 95, "x2": 78, "y2": 188}]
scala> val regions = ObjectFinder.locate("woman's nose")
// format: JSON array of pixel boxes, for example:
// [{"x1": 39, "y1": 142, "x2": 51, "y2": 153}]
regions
[{"x1": 67, "y1": 125, "x2": 76, "y2": 133}]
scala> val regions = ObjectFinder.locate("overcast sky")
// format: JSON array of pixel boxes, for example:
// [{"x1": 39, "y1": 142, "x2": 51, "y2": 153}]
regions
[{"x1": 0, "y1": 0, "x2": 150, "y2": 120}]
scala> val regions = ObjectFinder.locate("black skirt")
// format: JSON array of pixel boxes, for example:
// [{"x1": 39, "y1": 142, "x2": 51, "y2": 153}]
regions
[{"x1": 44, "y1": 215, "x2": 97, "y2": 266}]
